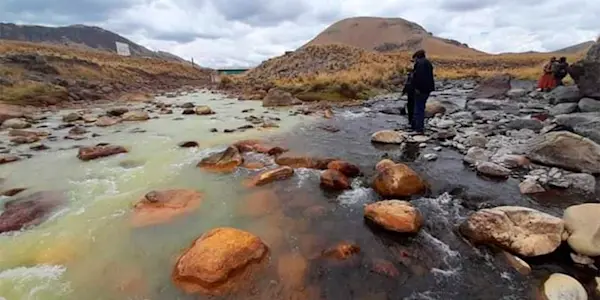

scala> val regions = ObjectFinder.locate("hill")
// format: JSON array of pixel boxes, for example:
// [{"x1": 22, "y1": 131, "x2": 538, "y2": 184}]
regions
[
  {"x1": 552, "y1": 41, "x2": 595, "y2": 54},
  {"x1": 301, "y1": 17, "x2": 485, "y2": 56},
  {"x1": 226, "y1": 43, "x2": 585, "y2": 102},
  {"x1": 0, "y1": 23, "x2": 185, "y2": 62},
  {"x1": 0, "y1": 40, "x2": 215, "y2": 107}
]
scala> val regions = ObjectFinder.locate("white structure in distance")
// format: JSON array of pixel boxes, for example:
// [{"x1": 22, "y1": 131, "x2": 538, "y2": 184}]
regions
[{"x1": 115, "y1": 42, "x2": 131, "y2": 56}]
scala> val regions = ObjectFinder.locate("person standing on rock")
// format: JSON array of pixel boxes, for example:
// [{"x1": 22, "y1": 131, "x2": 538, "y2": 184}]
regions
[
  {"x1": 411, "y1": 49, "x2": 435, "y2": 134},
  {"x1": 553, "y1": 57, "x2": 569, "y2": 86},
  {"x1": 537, "y1": 57, "x2": 557, "y2": 92},
  {"x1": 402, "y1": 64, "x2": 415, "y2": 125}
]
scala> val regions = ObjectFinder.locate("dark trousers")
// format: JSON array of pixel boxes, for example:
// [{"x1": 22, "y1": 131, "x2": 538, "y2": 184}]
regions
[
  {"x1": 412, "y1": 91, "x2": 430, "y2": 133},
  {"x1": 406, "y1": 90, "x2": 415, "y2": 125}
]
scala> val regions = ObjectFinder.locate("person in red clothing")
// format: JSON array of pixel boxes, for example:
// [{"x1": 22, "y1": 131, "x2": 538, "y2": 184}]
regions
[{"x1": 537, "y1": 57, "x2": 557, "y2": 91}]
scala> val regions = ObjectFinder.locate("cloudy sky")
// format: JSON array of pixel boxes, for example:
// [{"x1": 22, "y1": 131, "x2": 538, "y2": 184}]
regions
[{"x1": 1, "y1": 0, "x2": 598, "y2": 68}]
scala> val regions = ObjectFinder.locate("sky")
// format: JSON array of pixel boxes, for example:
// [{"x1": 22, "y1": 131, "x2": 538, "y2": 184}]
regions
[{"x1": 1, "y1": 0, "x2": 599, "y2": 68}]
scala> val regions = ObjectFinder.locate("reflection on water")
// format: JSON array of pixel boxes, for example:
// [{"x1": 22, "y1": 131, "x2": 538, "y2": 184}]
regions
[{"x1": 0, "y1": 94, "x2": 596, "y2": 299}]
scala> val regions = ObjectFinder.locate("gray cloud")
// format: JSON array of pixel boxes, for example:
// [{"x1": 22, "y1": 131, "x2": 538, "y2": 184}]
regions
[
  {"x1": 209, "y1": 0, "x2": 310, "y2": 26},
  {"x1": 0, "y1": 0, "x2": 144, "y2": 23},
  {"x1": 438, "y1": 0, "x2": 496, "y2": 12}
]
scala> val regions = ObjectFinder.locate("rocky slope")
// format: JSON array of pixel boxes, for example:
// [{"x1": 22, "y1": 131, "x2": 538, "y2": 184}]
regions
[
  {"x1": 301, "y1": 17, "x2": 484, "y2": 56},
  {"x1": 0, "y1": 41, "x2": 215, "y2": 109},
  {"x1": 0, "y1": 23, "x2": 185, "y2": 62}
]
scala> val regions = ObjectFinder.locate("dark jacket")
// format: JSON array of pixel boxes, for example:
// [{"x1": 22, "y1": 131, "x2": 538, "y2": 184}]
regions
[
  {"x1": 553, "y1": 62, "x2": 569, "y2": 79},
  {"x1": 402, "y1": 71, "x2": 414, "y2": 95},
  {"x1": 412, "y1": 57, "x2": 435, "y2": 94}
]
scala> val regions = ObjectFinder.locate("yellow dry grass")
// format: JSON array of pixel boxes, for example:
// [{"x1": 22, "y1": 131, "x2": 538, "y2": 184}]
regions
[
  {"x1": 0, "y1": 40, "x2": 213, "y2": 105},
  {"x1": 235, "y1": 44, "x2": 585, "y2": 101},
  {"x1": 0, "y1": 41, "x2": 205, "y2": 82}
]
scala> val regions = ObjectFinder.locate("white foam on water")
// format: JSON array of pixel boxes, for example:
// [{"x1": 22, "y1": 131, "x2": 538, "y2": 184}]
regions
[
  {"x1": 403, "y1": 291, "x2": 439, "y2": 300},
  {"x1": 337, "y1": 185, "x2": 377, "y2": 206},
  {"x1": 294, "y1": 168, "x2": 320, "y2": 188},
  {"x1": 0, "y1": 265, "x2": 70, "y2": 299},
  {"x1": 339, "y1": 110, "x2": 366, "y2": 120}
]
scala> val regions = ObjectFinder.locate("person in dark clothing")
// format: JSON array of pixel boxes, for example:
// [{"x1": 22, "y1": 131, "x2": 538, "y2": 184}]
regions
[
  {"x1": 401, "y1": 65, "x2": 415, "y2": 125},
  {"x1": 410, "y1": 49, "x2": 435, "y2": 133},
  {"x1": 553, "y1": 57, "x2": 569, "y2": 86}
]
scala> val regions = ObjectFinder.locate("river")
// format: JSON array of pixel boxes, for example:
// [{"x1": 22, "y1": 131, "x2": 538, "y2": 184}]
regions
[{"x1": 0, "y1": 90, "x2": 597, "y2": 300}]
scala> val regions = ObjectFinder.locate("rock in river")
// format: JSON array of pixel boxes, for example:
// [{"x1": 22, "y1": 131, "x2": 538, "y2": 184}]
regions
[
  {"x1": 373, "y1": 163, "x2": 426, "y2": 198},
  {"x1": 371, "y1": 130, "x2": 407, "y2": 144},
  {"x1": 121, "y1": 111, "x2": 150, "y2": 121},
  {"x1": 197, "y1": 146, "x2": 243, "y2": 173},
  {"x1": 172, "y1": 227, "x2": 268, "y2": 296},
  {"x1": 320, "y1": 169, "x2": 351, "y2": 191},
  {"x1": 476, "y1": 162, "x2": 511, "y2": 178},
  {"x1": 275, "y1": 153, "x2": 335, "y2": 170},
  {"x1": 469, "y1": 74, "x2": 511, "y2": 99},
  {"x1": 327, "y1": 160, "x2": 360, "y2": 177},
  {"x1": 247, "y1": 166, "x2": 294, "y2": 187},
  {"x1": 578, "y1": 97, "x2": 600, "y2": 112},
  {"x1": 263, "y1": 88, "x2": 300, "y2": 107},
  {"x1": 0, "y1": 191, "x2": 66, "y2": 234},
  {"x1": 195, "y1": 105, "x2": 214, "y2": 115},
  {"x1": 542, "y1": 273, "x2": 588, "y2": 300},
  {"x1": 364, "y1": 200, "x2": 423, "y2": 233},
  {"x1": 1, "y1": 118, "x2": 31, "y2": 129},
  {"x1": 178, "y1": 141, "x2": 199, "y2": 148},
  {"x1": 77, "y1": 144, "x2": 128, "y2": 161},
  {"x1": 96, "y1": 116, "x2": 121, "y2": 127},
  {"x1": 563, "y1": 203, "x2": 600, "y2": 257},
  {"x1": 460, "y1": 206, "x2": 565, "y2": 257},
  {"x1": 0, "y1": 154, "x2": 21, "y2": 165},
  {"x1": 554, "y1": 112, "x2": 600, "y2": 144},
  {"x1": 131, "y1": 189, "x2": 203, "y2": 227},
  {"x1": 526, "y1": 131, "x2": 600, "y2": 174}
]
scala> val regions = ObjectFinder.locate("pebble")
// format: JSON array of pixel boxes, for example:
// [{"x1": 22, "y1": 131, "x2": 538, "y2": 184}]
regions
[
  {"x1": 570, "y1": 253, "x2": 595, "y2": 266},
  {"x1": 419, "y1": 143, "x2": 427, "y2": 148},
  {"x1": 433, "y1": 146, "x2": 442, "y2": 151},
  {"x1": 423, "y1": 153, "x2": 438, "y2": 161},
  {"x1": 519, "y1": 178, "x2": 545, "y2": 194}
]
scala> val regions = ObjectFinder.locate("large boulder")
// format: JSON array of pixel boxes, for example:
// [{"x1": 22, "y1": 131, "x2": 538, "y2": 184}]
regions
[
  {"x1": 546, "y1": 85, "x2": 582, "y2": 104},
  {"x1": 0, "y1": 191, "x2": 66, "y2": 234},
  {"x1": 570, "y1": 41, "x2": 600, "y2": 99},
  {"x1": 555, "y1": 112, "x2": 600, "y2": 144},
  {"x1": 364, "y1": 200, "x2": 423, "y2": 233},
  {"x1": 460, "y1": 206, "x2": 565, "y2": 257},
  {"x1": 563, "y1": 204, "x2": 600, "y2": 257},
  {"x1": 172, "y1": 227, "x2": 268, "y2": 296},
  {"x1": 578, "y1": 97, "x2": 600, "y2": 112},
  {"x1": 197, "y1": 146, "x2": 243, "y2": 173},
  {"x1": 246, "y1": 166, "x2": 294, "y2": 187},
  {"x1": 372, "y1": 163, "x2": 426, "y2": 198},
  {"x1": 371, "y1": 130, "x2": 407, "y2": 144},
  {"x1": 469, "y1": 74, "x2": 511, "y2": 99},
  {"x1": 131, "y1": 189, "x2": 203, "y2": 227},
  {"x1": 262, "y1": 88, "x2": 300, "y2": 107},
  {"x1": 476, "y1": 162, "x2": 510, "y2": 178},
  {"x1": 526, "y1": 131, "x2": 600, "y2": 174},
  {"x1": 77, "y1": 144, "x2": 128, "y2": 161},
  {"x1": 121, "y1": 111, "x2": 150, "y2": 121}
]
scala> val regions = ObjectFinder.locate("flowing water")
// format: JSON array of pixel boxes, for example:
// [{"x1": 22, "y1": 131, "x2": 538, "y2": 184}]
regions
[{"x1": 0, "y1": 92, "x2": 598, "y2": 300}]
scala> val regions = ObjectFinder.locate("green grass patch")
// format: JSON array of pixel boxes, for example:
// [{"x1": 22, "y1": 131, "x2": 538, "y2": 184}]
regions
[{"x1": 0, "y1": 81, "x2": 68, "y2": 105}]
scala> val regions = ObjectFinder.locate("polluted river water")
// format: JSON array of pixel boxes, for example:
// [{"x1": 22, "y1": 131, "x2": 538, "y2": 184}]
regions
[{"x1": 0, "y1": 91, "x2": 598, "y2": 300}]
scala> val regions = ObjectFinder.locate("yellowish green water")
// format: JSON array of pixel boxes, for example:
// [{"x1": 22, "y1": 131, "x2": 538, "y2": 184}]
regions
[{"x1": 0, "y1": 91, "x2": 314, "y2": 300}]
